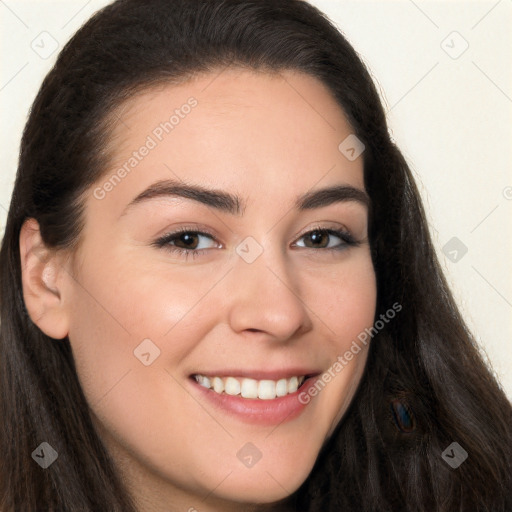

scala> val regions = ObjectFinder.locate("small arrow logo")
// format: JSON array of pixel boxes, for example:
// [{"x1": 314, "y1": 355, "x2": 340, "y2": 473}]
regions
[
  {"x1": 236, "y1": 442, "x2": 262, "y2": 468},
  {"x1": 30, "y1": 32, "x2": 59, "y2": 60},
  {"x1": 134, "y1": 339, "x2": 161, "y2": 366},
  {"x1": 440, "y1": 31, "x2": 469, "y2": 60},
  {"x1": 338, "y1": 134, "x2": 365, "y2": 161},
  {"x1": 31, "y1": 442, "x2": 58, "y2": 469},
  {"x1": 441, "y1": 441, "x2": 468, "y2": 468},
  {"x1": 236, "y1": 237, "x2": 263, "y2": 263},
  {"x1": 442, "y1": 237, "x2": 467, "y2": 263},
  {"x1": 444, "y1": 449, "x2": 455, "y2": 458}
]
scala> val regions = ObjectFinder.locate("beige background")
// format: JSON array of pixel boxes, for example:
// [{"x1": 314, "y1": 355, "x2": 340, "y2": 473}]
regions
[{"x1": 1, "y1": 0, "x2": 511, "y2": 397}]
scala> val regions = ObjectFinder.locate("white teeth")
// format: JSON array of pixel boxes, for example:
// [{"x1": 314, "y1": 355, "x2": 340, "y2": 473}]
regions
[
  {"x1": 241, "y1": 378, "x2": 258, "y2": 399},
  {"x1": 194, "y1": 374, "x2": 306, "y2": 399},
  {"x1": 288, "y1": 376, "x2": 299, "y2": 393},
  {"x1": 276, "y1": 378, "x2": 288, "y2": 397},
  {"x1": 212, "y1": 377, "x2": 224, "y2": 394},
  {"x1": 224, "y1": 376, "x2": 241, "y2": 396},
  {"x1": 258, "y1": 380, "x2": 276, "y2": 400},
  {"x1": 195, "y1": 375, "x2": 211, "y2": 388}
]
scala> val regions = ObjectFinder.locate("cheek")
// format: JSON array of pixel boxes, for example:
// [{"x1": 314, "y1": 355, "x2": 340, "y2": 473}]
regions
[
  {"x1": 67, "y1": 242, "x2": 215, "y2": 343},
  {"x1": 65, "y1": 247, "x2": 208, "y2": 406},
  {"x1": 301, "y1": 253, "x2": 376, "y2": 430},
  {"x1": 311, "y1": 252, "x2": 377, "y2": 344}
]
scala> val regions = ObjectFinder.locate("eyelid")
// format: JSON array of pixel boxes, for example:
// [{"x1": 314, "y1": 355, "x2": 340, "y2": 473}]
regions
[
  {"x1": 153, "y1": 225, "x2": 221, "y2": 249},
  {"x1": 294, "y1": 222, "x2": 352, "y2": 239}
]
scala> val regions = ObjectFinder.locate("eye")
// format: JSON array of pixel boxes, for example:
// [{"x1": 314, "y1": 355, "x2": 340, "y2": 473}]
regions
[
  {"x1": 294, "y1": 227, "x2": 358, "y2": 251},
  {"x1": 153, "y1": 227, "x2": 220, "y2": 260}
]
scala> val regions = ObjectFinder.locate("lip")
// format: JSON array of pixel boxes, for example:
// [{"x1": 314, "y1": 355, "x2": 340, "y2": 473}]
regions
[{"x1": 189, "y1": 372, "x2": 321, "y2": 426}]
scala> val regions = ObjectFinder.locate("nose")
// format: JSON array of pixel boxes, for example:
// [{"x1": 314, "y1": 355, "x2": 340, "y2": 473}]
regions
[{"x1": 224, "y1": 241, "x2": 312, "y2": 342}]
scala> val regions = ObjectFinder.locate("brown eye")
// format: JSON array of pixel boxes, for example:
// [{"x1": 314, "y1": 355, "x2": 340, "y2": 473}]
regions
[
  {"x1": 295, "y1": 228, "x2": 357, "y2": 250},
  {"x1": 173, "y1": 232, "x2": 201, "y2": 250},
  {"x1": 154, "y1": 229, "x2": 219, "y2": 254},
  {"x1": 303, "y1": 230, "x2": 330, "y2": 248}
]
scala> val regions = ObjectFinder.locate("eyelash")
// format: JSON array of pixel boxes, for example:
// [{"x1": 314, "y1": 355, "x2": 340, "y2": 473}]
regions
[{"x1": 153, "y1": 225, "x2": 360, "y2": 260}]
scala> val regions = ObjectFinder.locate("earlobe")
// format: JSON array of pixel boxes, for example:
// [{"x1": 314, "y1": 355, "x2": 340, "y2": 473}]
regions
[{"x1": 19, "y1": 218, "x2": 70, "y2": 340}]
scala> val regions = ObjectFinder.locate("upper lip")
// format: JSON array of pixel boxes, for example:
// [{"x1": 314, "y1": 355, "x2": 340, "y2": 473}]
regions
[{"x1": 190, "y1": 368, "x2": 321, "y2": 380}]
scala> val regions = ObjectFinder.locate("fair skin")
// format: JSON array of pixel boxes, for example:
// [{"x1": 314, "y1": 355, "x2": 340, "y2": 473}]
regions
[{"x1": 20, "y1": 68, "x2": 376, "y2": 511}]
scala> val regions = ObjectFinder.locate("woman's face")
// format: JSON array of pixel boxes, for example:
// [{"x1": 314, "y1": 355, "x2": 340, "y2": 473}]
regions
[{"x1": 63, "y1": 69, "x2": 376, "y2": 510}]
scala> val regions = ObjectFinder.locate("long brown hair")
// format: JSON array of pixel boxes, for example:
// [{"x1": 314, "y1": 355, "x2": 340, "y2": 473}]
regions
[{"x1": 1, "y1": 1, "x2": 511, "y2": 510}]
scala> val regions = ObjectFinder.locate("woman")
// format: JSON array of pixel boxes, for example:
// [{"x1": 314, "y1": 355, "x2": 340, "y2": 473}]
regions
[{"x1": 0, "y1": 0, "x2": 510, "y2": 511}]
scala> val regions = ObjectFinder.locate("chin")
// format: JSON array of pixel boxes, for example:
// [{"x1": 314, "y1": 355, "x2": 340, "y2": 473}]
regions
[{"x1": 205, "y1": 460, "x2": 313, "y2": 505}]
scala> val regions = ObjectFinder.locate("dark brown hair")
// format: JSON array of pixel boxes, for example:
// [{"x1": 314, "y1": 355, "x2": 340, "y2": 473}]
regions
[{"x1": 1, "y1": 1, "x2": 511, "y2": 510}]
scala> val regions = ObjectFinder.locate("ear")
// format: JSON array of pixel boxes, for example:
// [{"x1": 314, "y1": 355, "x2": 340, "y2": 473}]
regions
[{"x1": 19, "y1": 218, "x2": 70, "y2": 339}]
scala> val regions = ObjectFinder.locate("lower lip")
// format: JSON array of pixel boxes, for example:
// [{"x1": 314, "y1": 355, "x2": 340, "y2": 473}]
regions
[{"x1": 190, "y1": 377, "x2": 318, "y2": 425}]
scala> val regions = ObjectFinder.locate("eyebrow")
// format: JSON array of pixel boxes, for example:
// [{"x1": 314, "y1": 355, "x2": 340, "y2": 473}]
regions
[{"x1": 121, "y1": 178, "x2": 370, "y2": 217}]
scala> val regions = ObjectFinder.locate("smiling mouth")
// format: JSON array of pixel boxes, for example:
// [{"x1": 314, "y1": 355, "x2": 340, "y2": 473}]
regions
[{"x1": 192, "y1": 374, "x2": 308, "y2": 400}]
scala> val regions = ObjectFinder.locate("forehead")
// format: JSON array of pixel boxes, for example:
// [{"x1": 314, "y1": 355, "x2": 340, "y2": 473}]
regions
[{"x1": 90, "y1": 68, "x2": 365, "y2": 219}]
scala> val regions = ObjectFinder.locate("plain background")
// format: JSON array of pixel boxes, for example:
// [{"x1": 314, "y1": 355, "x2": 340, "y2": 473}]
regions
[{"x1": 0, "y1": 0, "x2": 511, "y2": 398}]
